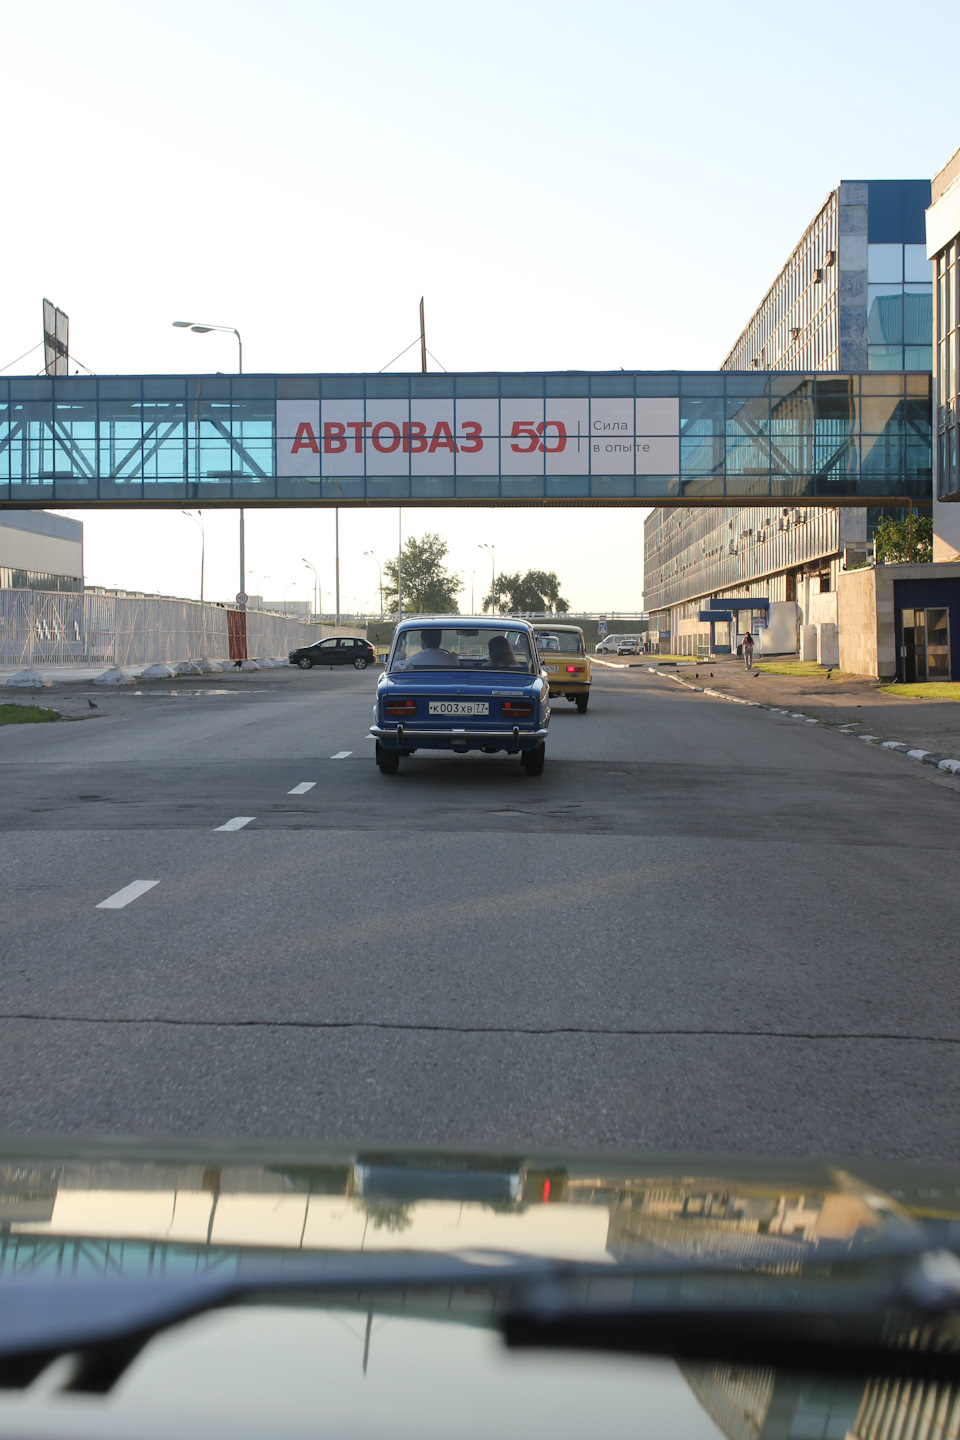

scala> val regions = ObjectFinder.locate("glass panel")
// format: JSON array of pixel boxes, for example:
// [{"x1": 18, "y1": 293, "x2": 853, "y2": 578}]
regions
[
  {"x1": 590, "y1": 474, "x2": 636, "y2": 497},
  {"x1": 723, "y1": 373, "x2": 768, "y2": 396},
  {"x1": 903, "y1": 345, "x2": 933, "y2": 370},
  {"x1": 681, "y1": 374, "x2": 724, "y2": 396},
  {"x1": 860, "y1": 397, "x2": 903, "y2": 433},
  {"x1": 500, "y1": 475, "x2": 544, "y2": 498},
  {"x1": 545, "y1": 475, "x2": 590, "y2": 497},
  {"x1": 410, "y1": 375, "x2": 454, "y2": 398},
  {"x1": 589, "y1": 375, "x2": 633, "y2": 396},
  {"x1": 904, "y1": 244, "x2": 931, "y2": 283},
  {"x1": 365, "y1": 376, "x2": 409, "y2": 398},
  {"x1": 277, "y1": 377, "x2": 319, "y2": 399},
  {"x1": 500, "y1": 376, "x2": 543, "y2": 397},
  {"x1": 902, "y1": 289, "x2": 933, "y2": 345},
  {"x1": 867, "y1": 345, "x2": 904, "y2": 370},
  {"x1": 867, "y1": 286, "x2": 903, "y2": 343},
  {"x1": 867, "y1": 244, "x2": 903, "y2": 282},
  {"x1": 320, "y1": 377, "x2": 363, "y2": 398},
  {"x1": 454, "y1": 376, "x2": 499, "y2": 397},
  {"x1": 861, "y1": 372, "x2": 905, "y2": 395},
  {"x1": 634, "y1": 374, "x2": 679, "y2": 396},
  {"x1": 544, "y1": 375, "x2": 588, "y2": 396},
  {"x1": 680, "y1": 397, "x2": 723, "y2": 433},
  {"x1": 410, "y1": 475, "x2": 455, "y2": 499}
]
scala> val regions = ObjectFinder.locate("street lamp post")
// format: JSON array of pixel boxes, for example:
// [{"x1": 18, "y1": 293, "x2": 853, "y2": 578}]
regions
[
  {"x1": 181, "y1": 510, "x2": 205, "y2": 607},
  {"x1": 173, "y1": 320, "x2": 245, "y2": 609},
  {"x1": 302, "y1": 559, "x2": 321, "y2": 622},
  {"x1": 182, "y1": 510, "x2": 205, "y2": 655},
  {"x1": 284, "y1": 580, "x2": 298, "y2": 616},
  {"x1": 479, "y1": 544, "x2": 495, "y2": 612},
  {"x1": 363, "y1": 550, "x2": 384, "y2": 619}
]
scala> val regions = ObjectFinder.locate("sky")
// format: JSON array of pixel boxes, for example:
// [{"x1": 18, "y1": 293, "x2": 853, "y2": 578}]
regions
[{"x1": 2, "y1": 0, "x2": 958, "y2": 613}]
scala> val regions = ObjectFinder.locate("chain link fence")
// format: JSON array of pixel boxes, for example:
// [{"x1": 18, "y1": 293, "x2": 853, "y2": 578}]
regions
[{"x1": 0, "y1": 589, "x2": 364, "y2": 669}]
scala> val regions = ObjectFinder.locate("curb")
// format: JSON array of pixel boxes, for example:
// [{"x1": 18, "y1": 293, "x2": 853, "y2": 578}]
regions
[{"x1": 646, "y1": 667, "x2": 960, "y2": 779}]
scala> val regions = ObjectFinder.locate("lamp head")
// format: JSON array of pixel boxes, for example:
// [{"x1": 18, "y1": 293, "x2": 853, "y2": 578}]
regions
[
  {"x1": 190, "y1": 326, "x2": 213, "y2": 334},
  {"x1": 172, "y1": 321, "x2": 192, "y2": 328}
]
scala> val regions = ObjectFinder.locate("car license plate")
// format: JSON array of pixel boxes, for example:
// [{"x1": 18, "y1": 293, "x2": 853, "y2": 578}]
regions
[
  {"x1": 428, "y1": 701, "x2": 489, "y2": 716},
  {"x1": 545, "y1": 665, "x2": 558, "y2": 672}
]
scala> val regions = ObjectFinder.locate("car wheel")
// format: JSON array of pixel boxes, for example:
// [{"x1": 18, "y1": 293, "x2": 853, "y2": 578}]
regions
[
  {"x1": 521, "y1": 743, "x2": 545, "y2": 776},
  {"x1": 354, "y1": 656, "x2": 368, "y2": 670},
  {"x1": 297, "y1": 657, "x2": 313, "y2": 669},
  {"x1": 576, "y1": 693, "x2": 589, "y2": 713},
  {"x1": 376, "y1": 742, "x2": 400, "y2": 774}
]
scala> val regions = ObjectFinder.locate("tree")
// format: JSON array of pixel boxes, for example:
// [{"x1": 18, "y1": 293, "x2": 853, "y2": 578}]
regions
[
  {"x1": 873, "y1": 515, "x2": 932, "y2": 564},
  {"x1": 482, "y1": 568, "x2": 569, "y2": 614},
  {"x1": 382, "y1": 532, "x2": 462, "y2": 614}
]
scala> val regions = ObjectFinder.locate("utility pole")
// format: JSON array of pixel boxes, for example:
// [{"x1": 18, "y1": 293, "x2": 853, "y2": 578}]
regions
[
  {"x1": 335, "y1": 507, "x2": 341, "y2": 629},
  {"x1": 419, "y1": 297, "x2": 427, "y2": 374},
  {"x1": 397, "y1": 509, "x2": 403, "y2": 620}
]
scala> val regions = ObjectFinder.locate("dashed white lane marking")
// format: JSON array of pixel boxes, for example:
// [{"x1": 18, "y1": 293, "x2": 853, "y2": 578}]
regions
[
  {"x1": 364, "y1": 735, "x2": 376, "y2": 741},
  {"x1": 288, "y1": 782, "x2": 316, "y2": 795},
  {"x1": 215, "y1": 816, "x2": 256, "y2": 831},
  {"x1": 96, "y1": 880, "x2": 160, "y2": 910},
  {"x1": 331, "y1": 751, "x2": 353, "y2": 759}
]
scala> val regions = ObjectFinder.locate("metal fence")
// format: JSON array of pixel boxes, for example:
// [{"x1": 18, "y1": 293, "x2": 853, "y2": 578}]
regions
[{"x1": 0, "y1": 589, "x2": 364, "y2": 669}]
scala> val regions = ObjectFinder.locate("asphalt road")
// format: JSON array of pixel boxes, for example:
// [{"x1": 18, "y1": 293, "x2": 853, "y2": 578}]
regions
[{"x1": 1, "y1": 663, "x2": 958, "y2": 1163}]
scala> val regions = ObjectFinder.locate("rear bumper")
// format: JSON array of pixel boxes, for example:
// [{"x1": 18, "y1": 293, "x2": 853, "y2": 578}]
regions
[{"x1": 371, "y1": 724, "x2": 548, "y2": 753}]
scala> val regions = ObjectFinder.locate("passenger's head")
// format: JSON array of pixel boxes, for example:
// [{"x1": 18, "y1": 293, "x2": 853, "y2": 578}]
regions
[
  {"x1": 488, "y1": 635, "x2": 515, "y2": 667},
  {"x1": 420, "y1": 628, "x2": 442, "y2": 650}
]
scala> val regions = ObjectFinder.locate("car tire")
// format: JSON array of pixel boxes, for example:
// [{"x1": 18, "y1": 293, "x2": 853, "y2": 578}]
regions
[
  {"x1": 576, "y1": 693, "x2": 589, "y2": 713},
  {"x1": 297, "y1": 657, "x2": 313, "y2": 670},
  {"x1": 521, "y1": 743, "x2": 545, "y2": 776},
  {"x1": 354, "y1": 656, "x2": 368, "y2": 670},
  {"x1": 376, "y1": 742, "x2": 400, "y2": 774}
]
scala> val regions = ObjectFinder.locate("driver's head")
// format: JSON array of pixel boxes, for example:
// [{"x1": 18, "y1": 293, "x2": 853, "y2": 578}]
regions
[{"x1": 420, "y1": 628, "x2": 442, "y2": 650}]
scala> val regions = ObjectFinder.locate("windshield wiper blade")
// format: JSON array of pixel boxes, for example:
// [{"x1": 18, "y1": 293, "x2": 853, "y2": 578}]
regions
[{"x1": 2, "y1": 1245, "x2": 960, "y2": 1389}]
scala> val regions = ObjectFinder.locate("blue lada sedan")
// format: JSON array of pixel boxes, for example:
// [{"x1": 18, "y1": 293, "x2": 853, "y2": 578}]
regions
[{"x1": 371, "y1": 617, "x2": 550, "y2": 775}]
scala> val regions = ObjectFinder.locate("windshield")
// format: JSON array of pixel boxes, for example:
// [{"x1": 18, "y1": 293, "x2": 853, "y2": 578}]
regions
[
  {"x1": 389, "y1": 626, "x2": 535, "y2": 674},
  {"x1": 535, "y1": 630, "x2": 584, "y2": 656}
]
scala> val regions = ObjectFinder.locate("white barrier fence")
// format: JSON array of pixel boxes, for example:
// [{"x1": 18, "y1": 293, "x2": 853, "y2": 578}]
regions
[{"x1": 0, "y1": 590, "x2": 364, "y2": 669}]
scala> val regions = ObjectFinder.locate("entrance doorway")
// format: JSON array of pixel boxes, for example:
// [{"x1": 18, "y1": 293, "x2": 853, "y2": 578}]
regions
[{"x1": 902, "y1": 608, "x2": 950, "y2": 682}]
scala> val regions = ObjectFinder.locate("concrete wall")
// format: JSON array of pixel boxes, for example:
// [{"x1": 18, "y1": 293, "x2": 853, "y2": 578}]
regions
[
  {"x1": 933, "y1": 493, "x2": 960, "y2": 561},
  {"x1": 838, "y1": 566, "x2": 881, "y2": 676}
]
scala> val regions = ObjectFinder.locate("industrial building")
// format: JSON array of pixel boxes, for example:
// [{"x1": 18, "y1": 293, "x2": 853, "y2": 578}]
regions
[
  {"x1": 0, "y1": 510, "x2": 82, "y2": 592},
  {"x1": 644, "y1": 179, "x2": 933, "y2": 659}
]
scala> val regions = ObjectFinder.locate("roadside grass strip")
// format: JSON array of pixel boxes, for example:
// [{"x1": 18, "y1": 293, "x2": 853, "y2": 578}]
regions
[
  {"x1": 214, "y1": 816, "x2": 256, "y2": 831},
  {"x1": 878, "y1": 681, "x2": 960, "y2": 700},
  {"x1": 0, "y1": 703, "x2": 59, "y2": 725},
  {"x1": 288, "y1": 782, "x2": 316, "y2": 795},
  {"x1": 96, "y1": 880, "x2": 160, "y2": 910}
]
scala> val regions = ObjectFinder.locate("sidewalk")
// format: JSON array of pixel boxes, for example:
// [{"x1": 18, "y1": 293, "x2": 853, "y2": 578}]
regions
[{"x1": 660, "y1": 657, "x2": 960, "y2": 760}]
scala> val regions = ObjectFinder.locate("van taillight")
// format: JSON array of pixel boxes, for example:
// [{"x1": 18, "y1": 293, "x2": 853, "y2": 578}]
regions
[
  {"x1": 385, "y1": 699, "x2": 417, "y2": 717},
  {"x1": 501, "y1": 700, "x2": 532, "y2": 717}
]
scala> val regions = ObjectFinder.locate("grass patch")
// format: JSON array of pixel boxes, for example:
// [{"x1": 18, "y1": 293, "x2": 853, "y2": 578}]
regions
[
  {"x1": 754, "y1": 661, "x2": 833, "y2": 677},
  {"x1": 0, "y1": 702, "x2": 59, "y2": 725},
  {"x1": 878, "y1": 681, "x2": 960, "y2": 701}
]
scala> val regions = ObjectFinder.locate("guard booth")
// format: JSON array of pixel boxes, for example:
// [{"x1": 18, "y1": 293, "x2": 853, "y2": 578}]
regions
[{"x1": 894, "y1": 576, "x2": 960, "y2": 682}]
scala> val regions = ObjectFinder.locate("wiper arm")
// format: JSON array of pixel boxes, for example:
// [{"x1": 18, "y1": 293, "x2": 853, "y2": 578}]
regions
[
  {"x1": 501, "y1": 1249, "x2": 960, "y2": 1379},
  {"x1": 2, "y1": 1244, "x2": 959, "y2": 1391}
]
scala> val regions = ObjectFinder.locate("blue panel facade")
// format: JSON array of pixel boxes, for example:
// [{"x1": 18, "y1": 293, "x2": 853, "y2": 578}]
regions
[{"x1": 0, "y1": 370, "x2": 932, "y2": 508}]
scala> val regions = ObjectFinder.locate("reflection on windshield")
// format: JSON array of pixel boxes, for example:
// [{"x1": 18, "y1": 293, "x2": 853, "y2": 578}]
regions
[
  {"x1": 535, "y1": 630, "x2": 584, "y2": 655},
  {"x1": 389, "y1": 628, "x2": 535, "y2": 674}
]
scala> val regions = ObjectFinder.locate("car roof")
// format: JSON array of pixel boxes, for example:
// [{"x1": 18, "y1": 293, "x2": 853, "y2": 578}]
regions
[
  {"x1": 395, "y1": 616, "x2": 535, "y2": 634},
  {"x1": 533, "y1": 623, "x2": 583, "y2": 634}
]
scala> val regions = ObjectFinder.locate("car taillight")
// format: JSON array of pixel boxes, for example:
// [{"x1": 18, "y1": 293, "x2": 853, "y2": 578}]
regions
[
  {"x1": 501, "y1": 700, "x2": 532, "y2": 717},
  {"x1": 385, "y1": 698, "x2": 417, "y2": 717},
  {"x1": 566, "y1": 665, "x2": 577, "y2": 673}
]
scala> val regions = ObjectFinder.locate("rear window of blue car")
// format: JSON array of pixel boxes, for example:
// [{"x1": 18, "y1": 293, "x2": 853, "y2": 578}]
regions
[{"x1": 389, "y1": 627, "x2": 535, "y2": 674}]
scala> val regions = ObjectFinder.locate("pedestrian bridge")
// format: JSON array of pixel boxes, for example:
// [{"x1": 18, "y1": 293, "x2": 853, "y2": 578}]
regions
[{"x1": 0, "y1": 369, "x2": 932, "y2": 509}]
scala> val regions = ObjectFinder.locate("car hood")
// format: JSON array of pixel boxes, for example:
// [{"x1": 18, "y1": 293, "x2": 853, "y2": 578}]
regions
[{"x1": 1, "y1": 1136, "x2": 959, "y2": 1439}]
